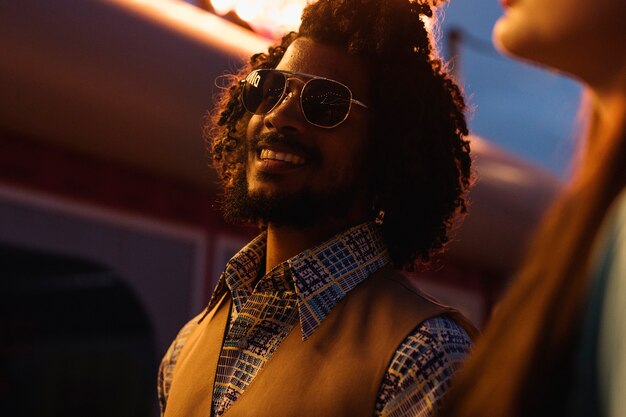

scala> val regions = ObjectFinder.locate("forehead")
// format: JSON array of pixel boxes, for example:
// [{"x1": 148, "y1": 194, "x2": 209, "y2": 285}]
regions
[{"x1": 276, "y1": 37, "x2": 370, "y2": 99}]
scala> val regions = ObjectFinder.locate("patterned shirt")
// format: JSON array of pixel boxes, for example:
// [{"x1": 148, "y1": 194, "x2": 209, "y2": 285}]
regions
[{"x1": 159, "y1": 222, "x2": 472, "y2": 417}]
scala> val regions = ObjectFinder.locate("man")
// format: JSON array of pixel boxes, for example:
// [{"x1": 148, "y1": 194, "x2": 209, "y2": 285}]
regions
[{"x1": 159, "y1": 0, "x2": 475, "y2": 416}]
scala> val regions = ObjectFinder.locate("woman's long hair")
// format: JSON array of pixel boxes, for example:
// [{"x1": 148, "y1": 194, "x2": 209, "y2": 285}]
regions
[{"x1": 442, "y1": 92, "x2": 626, "y2": 417}]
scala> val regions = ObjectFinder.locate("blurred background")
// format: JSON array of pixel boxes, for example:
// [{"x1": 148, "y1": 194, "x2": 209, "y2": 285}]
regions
[{"x1": 0, "y1": 0, "x2": 579, "y2": 415}]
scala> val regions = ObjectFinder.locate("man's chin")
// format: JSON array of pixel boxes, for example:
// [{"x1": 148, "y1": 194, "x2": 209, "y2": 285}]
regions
[
  {"x1": 220, "y1": 183, "x2": 361, "y2": 230},
  {"x1": 221, "y1": 192, "x2": 320, "y2": 229}
]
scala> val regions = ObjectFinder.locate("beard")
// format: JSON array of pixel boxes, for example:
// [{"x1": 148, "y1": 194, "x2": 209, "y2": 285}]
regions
[{"x1": 219, "y1": 167, "x2": 367, "y2": 229}]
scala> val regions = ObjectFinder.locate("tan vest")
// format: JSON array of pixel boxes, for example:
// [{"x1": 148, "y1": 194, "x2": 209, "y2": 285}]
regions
[{"x1": 164, "y1": 265, "x2": 476, "y2": 417}]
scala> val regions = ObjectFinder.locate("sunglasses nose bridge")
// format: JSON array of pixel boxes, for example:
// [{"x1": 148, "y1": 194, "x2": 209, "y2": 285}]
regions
[
  {"x1": 262, "y1": 76, "x2": 308, "y2": 133},
  {"x1": 268, "y1": 77, "x2": 308, "y2": 116},
  {"x1": 281, "y1": 76, "x2": 306, "y2": 102}
]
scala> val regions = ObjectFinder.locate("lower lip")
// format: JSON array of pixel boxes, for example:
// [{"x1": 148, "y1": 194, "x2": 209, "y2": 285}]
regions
[
  {"x1": 500, "y1": 0, "x2": 515, "y2": 8},
  {"x1": 255, "y1": 157, "x2": 306, "y2": 173}
]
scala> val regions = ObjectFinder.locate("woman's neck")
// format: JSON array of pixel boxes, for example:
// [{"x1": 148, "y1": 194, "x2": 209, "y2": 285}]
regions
[
  {"x1": 587, "y1": 74, "x2": 626, "y2": 150},
  {"x1": 589, "y1": 66, "x2": 626, "y2": 124}
]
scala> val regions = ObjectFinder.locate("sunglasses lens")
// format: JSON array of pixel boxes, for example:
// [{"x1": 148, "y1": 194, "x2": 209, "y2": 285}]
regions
[
  {"x1": 301, "y1": 78, "x2": 352, "y2": 127},
  {"x1": 242, "y1": 70, "x2": 286, "y2": 114}
]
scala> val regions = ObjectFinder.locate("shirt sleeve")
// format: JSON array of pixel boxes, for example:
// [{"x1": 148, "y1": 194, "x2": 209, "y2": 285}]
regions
[
  {"x1": 158, "y1": 343, "x2": 173, "y2": 416},
  {"x1": 374, "y1": 315, "x2": 473, "y2": 417},
  {"x1": 157, "y1": 318, "x2": 200, "y2": 416}
]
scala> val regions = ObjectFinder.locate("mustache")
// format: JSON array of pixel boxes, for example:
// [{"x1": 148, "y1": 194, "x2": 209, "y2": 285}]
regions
[{"x1": 252, "y1": 131, "x2": 318, "y2": 158}]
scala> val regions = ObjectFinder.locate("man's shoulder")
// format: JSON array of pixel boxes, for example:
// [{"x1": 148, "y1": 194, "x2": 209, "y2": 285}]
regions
[
  {"x1": 158, "y1": 312, "x2": 205, "y2": 412},
  {"x1": 363, "y1": 265, "x2": 479, "y2": 340},
  {"x1": 417, "y1": 315, "x2": 474, "y2": 353},
  {"x1": 375, "y1": 314, "x2": 473, "y2": 416},
  {"x1": 390, "y1": 313, "x2": 473, "y2": 364},
  {"x1": 160, "y1": 310, "x2": 208, "y2": 372},
  {"x1": 392, "y1": 315, "x2": 473, "y2": 380},
  {"x1": 365, "y1": 265, "x2": 453, "y2": 316}
]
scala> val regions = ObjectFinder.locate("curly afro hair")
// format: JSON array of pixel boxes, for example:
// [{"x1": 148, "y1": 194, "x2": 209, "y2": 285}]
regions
[{"x1": 206, "y1": 0, "x2": 472, "y2": 270}]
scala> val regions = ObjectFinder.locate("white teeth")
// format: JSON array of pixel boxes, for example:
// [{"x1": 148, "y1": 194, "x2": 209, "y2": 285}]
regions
[{"x1": 259, "y1": 149, "x2": 305, "y2": 165}]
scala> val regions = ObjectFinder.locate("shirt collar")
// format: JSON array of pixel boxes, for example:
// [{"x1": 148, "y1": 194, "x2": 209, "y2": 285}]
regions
[
  {"x1": 205, "y1": 232, "x2": 267, "y2": 314},
  {"x1": 205, "y1": 222, "x2": 390, "y2": 340},
  {"x1": 287, "y1": 222, "x2": 390, "y2": 339}
]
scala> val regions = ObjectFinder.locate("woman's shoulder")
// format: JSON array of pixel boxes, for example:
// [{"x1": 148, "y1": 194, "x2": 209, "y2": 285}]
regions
[
  {"x1": 592, "y1": 187, "x2": 626, "y2": 265},
  {"x1": 610, "y1": 187, "x2": 626, "y2": 226},
  {"x1": 594, "y1": 189, "x2": 626, "y2": 417}
]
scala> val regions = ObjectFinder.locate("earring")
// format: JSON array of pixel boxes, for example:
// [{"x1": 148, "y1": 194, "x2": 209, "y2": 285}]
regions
[
  {"x1": 372, "y1": 195, "x2": 385, "y2": 226},
  {"x1": 375, "y1": 209, "x2": 385, "y2": 226}
]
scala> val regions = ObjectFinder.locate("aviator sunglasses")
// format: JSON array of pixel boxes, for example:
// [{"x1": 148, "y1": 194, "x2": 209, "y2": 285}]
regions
[{"x1": 240, "y1": 69, "x2": 368, "y2": 129}]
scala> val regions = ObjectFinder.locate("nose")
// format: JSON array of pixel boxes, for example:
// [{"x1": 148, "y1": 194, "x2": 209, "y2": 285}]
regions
[{"x1": 263, "y1": 80, "x2": 307, "y2": 134}]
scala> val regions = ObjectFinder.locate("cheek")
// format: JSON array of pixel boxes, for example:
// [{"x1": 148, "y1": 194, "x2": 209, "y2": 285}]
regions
[
  {"x1": 245, "y1": 116, "x2": 263, "y2": 165},
  {"x1": 323, "y1": 133, "x2": 369, "y2": 183},
  {"x1": 246, "y1": 115, "x2": 263, "y2": 140}
]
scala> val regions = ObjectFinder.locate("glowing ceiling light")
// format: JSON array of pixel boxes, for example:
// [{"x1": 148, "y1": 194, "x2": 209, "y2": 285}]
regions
[
  {"x1": 211, "y1": 0, "x2": 308, "y2": 39},
  {"x1": 210, "y1": 0, "x2": 436, "y2": 41},
  {"x1": 234, "y1": 0, "x2": 263, "y2": 22},
  {"x1": 211, "y1": 0, "x2": 238, "y2": 15},
  {"x1": 280, "y1": 3, "x2": 303, "y2": 27}
]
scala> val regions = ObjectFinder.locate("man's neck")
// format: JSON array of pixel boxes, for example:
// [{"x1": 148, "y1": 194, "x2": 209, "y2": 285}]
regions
[{"x1": 264, "y1": 219, "x2": 363, "y2": 275}]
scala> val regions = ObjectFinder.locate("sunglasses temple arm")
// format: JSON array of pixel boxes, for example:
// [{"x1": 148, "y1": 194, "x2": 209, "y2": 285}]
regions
[{"x1": 352, "y1": 99, "x2": 368, "y2": 109}]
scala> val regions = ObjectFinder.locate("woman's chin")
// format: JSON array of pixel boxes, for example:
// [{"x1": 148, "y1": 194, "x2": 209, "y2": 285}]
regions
[
  {"x1": 492, "y1": 17, "x2": 540, "y2": 63},
  {"x1": 492, "y1": 17, "x2": 518, "y2": 56}
]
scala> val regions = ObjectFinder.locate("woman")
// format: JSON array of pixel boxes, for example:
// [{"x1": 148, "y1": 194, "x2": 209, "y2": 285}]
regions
[{"x1": 441, "y1": 0, "x2": 626, "y2": 416}]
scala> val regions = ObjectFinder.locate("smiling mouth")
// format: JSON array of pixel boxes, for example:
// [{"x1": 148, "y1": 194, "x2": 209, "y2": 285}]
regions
[{"x1": 259, "y1": 148, "x2": 306, "y2": 165}]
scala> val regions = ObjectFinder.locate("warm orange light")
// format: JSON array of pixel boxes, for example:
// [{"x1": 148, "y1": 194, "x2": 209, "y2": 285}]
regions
[
  {"x1": 113, "y1": 0, "x2": 270, "y2": 58},
  {"x1": 208, "y1": 0, "x2": 435, "y2": 41},
  {"x1": 211, "y1": 0, "x2": 308, "y2": 39},
  {"x1": 211, "y1": 0, "x2": 238, "y2": 15}
]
